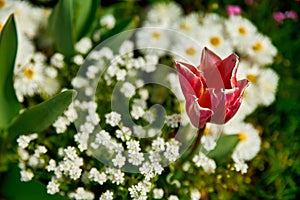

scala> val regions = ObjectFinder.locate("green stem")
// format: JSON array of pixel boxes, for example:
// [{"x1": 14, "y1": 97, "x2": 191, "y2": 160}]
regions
[{"x1": 185, "y1": 125, "x2": 206, "y2": 162}]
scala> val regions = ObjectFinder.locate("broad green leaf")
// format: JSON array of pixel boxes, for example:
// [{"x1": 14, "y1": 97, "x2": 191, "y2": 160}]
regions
[
  {"x1": 7, "y1": 90, "x2": 75, "y2": 139},
  {"x1": 49, "y1": 0, "x2": 98, "y2": 57},
  {"x1": 72, "y1": 0, "x2": 99, "y2": 41},
  {"x1": 207, "y1": 134, "x2": 239, "y2": 160},
  {"x1": 101, "y1": 16, "x2": 139, "y2": 43},
  {"x1": 49, "y1": 0, "x2": 75, "y2": 57},
  {"x1": 0, "y1": 165, "x2": 68, "y2": 200},
  {"x1": 0, "y1": 15, "x2": 21, "y2": 129}
]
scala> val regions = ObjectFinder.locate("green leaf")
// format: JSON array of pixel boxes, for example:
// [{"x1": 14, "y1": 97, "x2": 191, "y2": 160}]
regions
[
  {"x1": 0, "y1": 165, "x2": 68, "y2": 200},
  {"x1": 207, "y1": 134, "x2": 239, "y2": 160},
  {"x1": 7, "y1": 90, "x2": 75, "y2": 139},
  {"x1": 0, "y1": 15, "x2": 21, "y2": 129},
  {"x1": 49, "y1": 0, "x2": 75, "y2": 57},
  {"x1": 72, "y1": 0, "x2": 99, "y2": 41},
  {"x1": 49, "y1": 0, "x2": 98, "y2": 57},
  {"x1": 100, "y1": 16, "x2": 139, "y2": 53}
]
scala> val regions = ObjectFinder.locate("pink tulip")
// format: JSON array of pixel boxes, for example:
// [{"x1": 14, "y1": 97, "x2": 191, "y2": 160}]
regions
[{"x1": 175, "y1": 47, "x2": 249, "y2": 128}]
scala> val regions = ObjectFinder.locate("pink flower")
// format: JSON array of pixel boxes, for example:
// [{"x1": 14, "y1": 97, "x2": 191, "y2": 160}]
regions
[
  {"x1": 285, "y1": 10, "x2": 298, "y2": 20},
  {"x1": 175, "y1": 47, "x2": 249, "y2": 128},
  {"x1": 226, "y1": 5, "x2": 242, "y2": 16},
  {"x1": 273, "y1": 12, "x2": 286, "y2": 23}
]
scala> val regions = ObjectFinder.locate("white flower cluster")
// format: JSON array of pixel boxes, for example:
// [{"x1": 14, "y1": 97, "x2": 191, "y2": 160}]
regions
[
  {"x1": 138, "y1": 1, "x2": 279, "y2": 174},
  {"x1": 12, "y1": 1, "x2": 280, "y2": 199}
]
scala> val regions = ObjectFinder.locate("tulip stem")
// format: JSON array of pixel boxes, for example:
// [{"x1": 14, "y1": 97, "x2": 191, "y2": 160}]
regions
[{"x1": 185, "y1": 125, "x2": 206, "y2": 161}]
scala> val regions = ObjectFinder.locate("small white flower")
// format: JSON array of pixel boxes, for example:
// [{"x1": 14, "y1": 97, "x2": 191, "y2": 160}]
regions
[
  {"x1": 50, "y1": 53, "x2": 65, "y2": 68},
  {"x1": 120, "y1": 82, "x2": 136, "y2": 98},
  {"x1": 112, "y1": 153, "x2": 126, "y2": 168},
  {"x1": 234, "y1": 159, "x2": 248, "y2": 174},
  {"x1": 193, "y1": 152, "x2": 216, "y2": 174},
  {"x1": 100, "y1": 14, "x2": 116, "y2": 29},
  {"x1": 17, "y1": 135, "x2": 31, "y2": 149},
  {"x1": 46, "y1": 159, "x2": 57, "y2": 172},
  {"x1": 131, "y1": 105, "x2": 145, "y2": 120},
  {"x1": 153, "y1": 188, "x2": 164, "y2": 199},
  {"x1": 191, "y1": 188, "x2": 201, "y2": 200},
  {"x1": 100, "y1": 190, "x2": 114, "y2": 200},
  {"x1": 119, "y1": 40, "x2": 134, "y2": 56},
  {"x1": 151, "y1": 137, "x2": 165, "y2": 152},
  {"x1": 168, "y1": 195, "x2": 179, "y2": 200},
  {"x1": 115, "y1": 68, "x2": 127, "y2": 81},
  {"x1": 165, "y1": 114, "x2": 181, "y2": 128},
  {"x1": 105, "y1": 111, "x2": 121, "y2": 127},
  {"x1": 115, "y1": 126, "x2": 132, "y2": 141},
  {"x1": 75, "y1": 37, "x2": 92, "y2": 54},
  {"x1": 71, "y1": 76, "x2": 89, "y2": 88},
  {"x1": 72, "y1": 54, "x2": 84, "y2": 65},
  {"x1": 128, "y1": 152, "x2": 144, "y2": 166},
  {"x1": 106, "y1": 168, "x2": 124, "y2": 185},
  {"x1": 164, "y1": 139, "x2": 180, "y2": 162},
  {"x1": 47, "y1": 178, "x2": 60, "y2": 195},
  {"x1": 69, "y1": 187, "x2": 94, "y2": 200},
  {"x1": 126, "y1": 140, "x2": 141, "y2": 153},
  {"x1": 20, "y1": 169, "x2": 34, "y2": 182},
  {"x1": 88, "y1": 168, "x2": 107, "y2": 185},
  {"x1": 53, "y1": 116, "x2": 70, "y2": 134}
]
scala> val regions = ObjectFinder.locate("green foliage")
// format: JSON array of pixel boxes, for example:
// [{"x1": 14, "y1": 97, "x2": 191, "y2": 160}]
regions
[
  {"x1": 7, "y1": 90, "x2": 75, "y2": 139},
  {"x1": 0, "y1": 15, "x2": 21, "y2": 129},
  {"x1": 49, "y1": 0, "x2": 99, "y2": 57},
  {"x1": 207, "y1": 134, "x2": 239, "y2": 160},
  {"x1": 0, "y1": 165, "x2": 68, "y2": 200}
]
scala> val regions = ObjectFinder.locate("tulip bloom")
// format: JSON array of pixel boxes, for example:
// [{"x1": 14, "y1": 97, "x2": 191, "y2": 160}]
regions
[{"x1": 175, "y1": 47, "x2": 249, "y2": 128}]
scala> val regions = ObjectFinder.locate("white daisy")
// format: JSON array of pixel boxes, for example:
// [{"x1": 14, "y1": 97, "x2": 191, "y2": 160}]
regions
[
  {"x1": 135, "y1": 27, "x2": 171, "y2": 56},
  {"x1": 224, "y1": 16, "x2": 258, "y2": 51},
  {"x1": 257, "y1": 68, "x2": 279, "y2": 106},
  {"x1": 171, "y1": 36, "x2": 202, "y2": 66},
  {"x1": 14, "y1": 61, "x2": 45, "y2": 102},
  {"x1": 145, "y1": 1, "x2": 182, "y2": 27},
  {"x1": 224, "y1": 122, "x2": 261, "y2": 161},
  {"x1": 172, "y1": 12, "x2": 200, "y2": 38},
  {"x1": 0, "y1": 0, "x2": 46, "y2": 39},
  {"x1": 246, "y1": 32, "x2": 277, "y2": 66},
  {"x1": 197, "y1": 24, "x2": 233, "y2": 58}
]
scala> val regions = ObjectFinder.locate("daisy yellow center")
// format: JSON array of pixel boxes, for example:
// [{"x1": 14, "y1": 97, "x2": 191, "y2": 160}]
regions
[
  {"x1": 185, "y1": 47, "x2": 197, "y2": 56},
  {"x1": 238, "y1": 132, "x2": 247, "y2": 142},
  {"x1": 203, "y1": 127, "x2": 210, "y2": 136},
  {"x1": 238, "y1": 26, "x2": 247, "y2": 35},
  {"x1": 210, "y1": 36, "x2": 221, "y2": 47},
  {"x1": 247, "y1": 74, "x2": 257, "y2": 83},
  {"x1": 24, "y1": 68, "x2": 35, "y2": 79},
  {"x1": 252, "y1": 41, "x2": 263, "y2": 51},
  {"x1": 151, "y1": 31, "x2": 161, "y2": 40},
  {"x1": 180, "y1": 22, "x2": 191, "y2": 31},
  {"x1": 0, "y1": 0, "x2": 5, "y2": 8}
]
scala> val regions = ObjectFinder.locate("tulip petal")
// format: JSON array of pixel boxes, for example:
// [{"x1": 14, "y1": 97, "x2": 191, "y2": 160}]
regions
[
  {"x1": 185, "y1": 94, "x2": 213, "y2": 128},
  {"x1": 175, "y1": 61, "x2": 207, "y2": 98},
  {"x1": 198, "y1": 47, "x2": 224, "y2": 89},
  {"x1": 225, "y1": 79, "x2": 249, "y2": 122},
  {"x1": 217, "y1": 53, "x2": 239, "y2": 89},
  {"x1": 198, "y1": 47, "x2": 221, "y2": 71}
]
